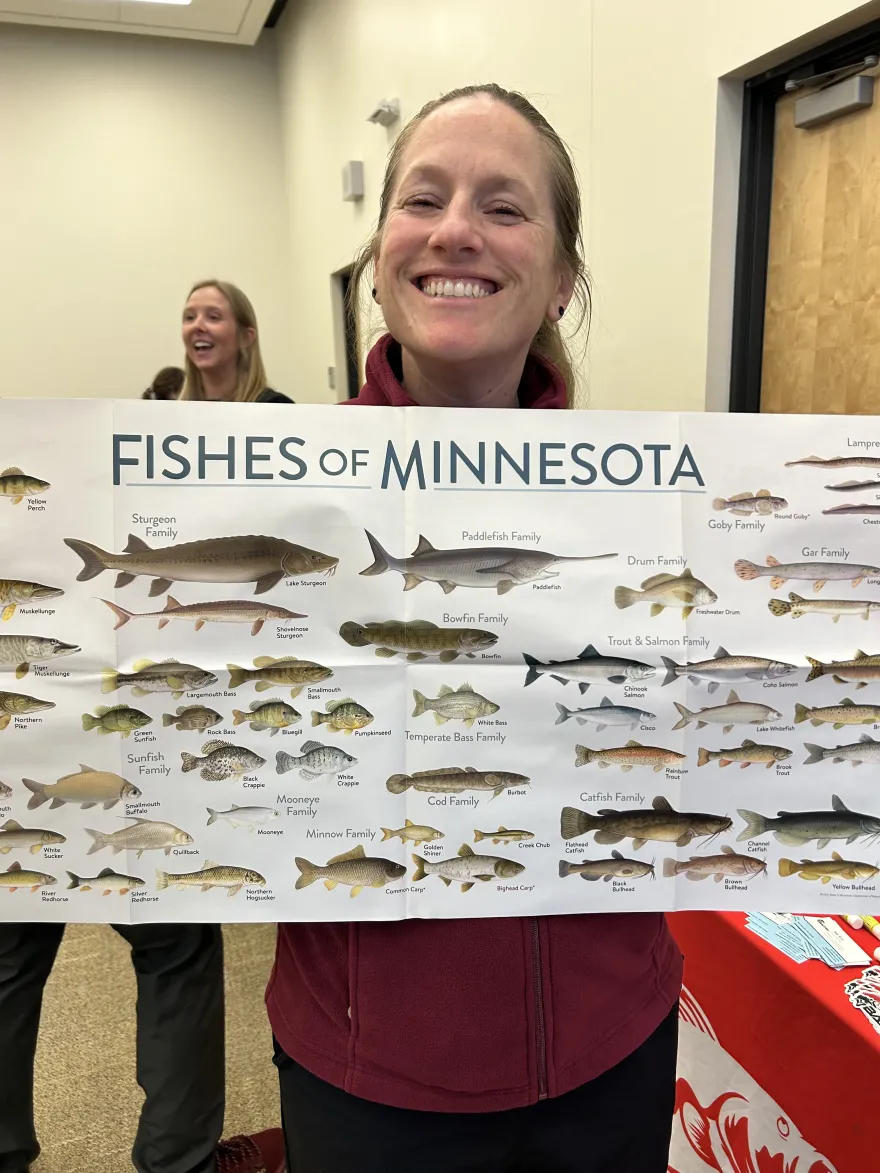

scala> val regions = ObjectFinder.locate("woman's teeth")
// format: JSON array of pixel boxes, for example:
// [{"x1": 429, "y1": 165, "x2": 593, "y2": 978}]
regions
[{"x1": 419, "y1": 279, "x2": 494, "y2": 299}]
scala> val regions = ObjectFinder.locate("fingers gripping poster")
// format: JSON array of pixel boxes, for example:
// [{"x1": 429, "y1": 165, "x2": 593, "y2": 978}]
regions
[{"x1": 4, "y1": 398, "x2": 880, "y2": 924}]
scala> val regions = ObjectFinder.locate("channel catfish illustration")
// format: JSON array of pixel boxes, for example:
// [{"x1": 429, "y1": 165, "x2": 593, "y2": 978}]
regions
[
  {"x1": 359, "y1": 531, "x2": 616, "y2": 595},
  {"x1": 65, "y1": 533, "x2": 338, "y2": 596}
]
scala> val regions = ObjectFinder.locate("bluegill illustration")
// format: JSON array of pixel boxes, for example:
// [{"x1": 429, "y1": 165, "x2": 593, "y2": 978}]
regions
[
  {"x1": 561, "y1": 797, "x2": 732, "y2": 850},
  {"x1": 340, "y1": 618, "x2": 497, "y2": 661},
  {"x1": 233, "y1": 699, "x2": 301, "y2": 735},
  {"x1": 412, "y1": 683, "x2": 499, "y2": 726},
  {"x1": 295, "y1": 845, "x2": 406, "y2": 896},
  {"x1": 555, "y1": 697, "x2": 654, "y2": 730},
  {"x1": 0, "y1": 580, "x2": 63, "y2": 621},
  {"x1": 614, "y1": 568, "x2": 717, "y2": 618},
  {"x1": 181, "y1": 740, "x2": 266, "y2": 781},
  {"x1": 0, "y1": 467, "x2": 49, "y2": 504},
  {"x1": 661, "y1": 646, "x2": 795, "y2": 693},
  {"x1": 523, "y1": 644, "x2": 655, "y2": 693},
  {"x1": 360, "y1": 531, "x2": 616, "y2": 595},
  {"x1": 103, "y1": 658, "x2": 217, "y2": 699},
  {"x1": 712, "y1": 489, "x2": 787, "y2": 515},
  {"x1": 769, "y1": 593, "x2": 880, "y2": 621},
  {"x1": 0, "y1": 690, "x2": 55, "y2": 731},
  {"x1": 737, "y1": 795, "x2": 880, "y2": 848},
  {"x1": 735, "y1": 555, "x2": 880, "y2": 592},
  {"x1": 559, "y1": 851, "x2": 654, "y2": 881},
  {"x1": 101, "y1": 595, "x2": 306, "y2": 636},
  {"x1": 0, "y1": 635, "x2": 79, "y2": 679},
  {"x1": 412, "y1": 843, "x2": 524, "y2": 891}
]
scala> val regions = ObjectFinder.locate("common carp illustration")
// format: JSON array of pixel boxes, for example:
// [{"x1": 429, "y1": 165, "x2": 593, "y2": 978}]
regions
[
  {"x1": 0, "y1": 467, "x2": 50, "y2": 504},
  {"x1": 0, "y1": 690, "x2": 55, "y2": 731},
  {"x1": 101, "y1": 595, "x2": 306, "y2": 635},
  {"x1": 360, "y1": 531, "x2": 616, "y2": 595},
  {"x1": 0, "y1": 579, "x2": 63, "y2": 621},
  {"x1": 386, "y1": 766, "x2": 529, "y2": 801},
  {"x1": 0, "y1": 635, "x2": 79, "y2": 679},
  {"x1": 737, "y1": 795, "x2": 880, "y2": 848},
  {"x1": 778, "y1": 852, "x2": 880, "y2": 883},
  {"x1": 339, "y1": 619, "x2": 497, "y2": 661},
  {"x1": 523, "y1": 644, "x2": 655, "y2": 693},
  {"x1": 561, "y1": 797, "x2": 732, "y2": 849},
  {"x1": 663, "y1": 847, "x2": 766, "y2": 882},
  {"x1": 295, "y1": 845, "x2": 406, "y2": 896},
  {"x1": 769, "y1": 592, "x2": 880, "y2": 621},
  {"x1": 786, "y1": 454, "x2": 880, "y2": 469},
  {"x1": 696, "y1": 740, "x2": 792, "y2": 769},
  {"x1": 559, "y1": 852, "x2": 654, "y2": 881},
  {"x1": 661, "y1": 646, "x2": 795, "y2": 693},
  {"x1": 412, "y1": 843, "x2": 524, "y2": 891},
  {"x1": 806, "y1": 650, "x2": 880, "y2": 687},
  {"x1": 614, "y1": 568, "x2": 717, "y2": 618},
  {"x1": 64, "y1": 533, "x2": 338, "y2": 596},
  {"x1": 734, "y1": 554, "x2": 880, "y2": 592},
  {"x1": 712, "y1": 489, "x2": 787, "y2": 515}
]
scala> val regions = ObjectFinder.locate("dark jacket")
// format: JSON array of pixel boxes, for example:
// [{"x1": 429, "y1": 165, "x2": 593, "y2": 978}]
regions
[
  {"x1": 257, "y1": 388, "x2": 294, "y2": 404},
  {"x1": 266, "y1": 335, "x2": 682, "y2": 1112}
]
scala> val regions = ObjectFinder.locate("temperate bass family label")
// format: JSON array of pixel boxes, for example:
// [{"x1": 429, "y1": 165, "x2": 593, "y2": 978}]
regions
[{"x1": 4, "y1": 399, "x2": 880, "y2": 922}]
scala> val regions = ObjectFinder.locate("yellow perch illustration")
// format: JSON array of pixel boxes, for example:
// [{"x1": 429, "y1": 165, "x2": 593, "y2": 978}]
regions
[
  {"x1": 806, "y1": 650, "x2": 880, "y2": 689},
  {"x1": 574, "y1": 740, "x2": 686, "y2": 772},
  {"x1": 778, "y1": 851, "x2": 880, "y2": 883},
  {"x1": 101, "y1": 596, "x2": 306, "y2": 635},
  {"x1": 0, "y1": 580, "x2": 63, "y2": 621},
  {"x1": 0, "y1": 467, "x2": 50, "y2": 504},
  {"x1": 614, "y1": 568, "x2": 716, "y2": 618},
  {"x1": 696, "y1": 739, "x2": 792, "y2": 769},
  {"x1": 794, "y1": 698, "x2": 880, "y2": 728},
  {"x1": 769, "y1": 593, "x2": 880, "y2": 621}
]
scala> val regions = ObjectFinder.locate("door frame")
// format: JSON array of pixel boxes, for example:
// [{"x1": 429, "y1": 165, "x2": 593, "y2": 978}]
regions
[{"x1": 730, "y1": 17, "x2": 880, "y2": 412}]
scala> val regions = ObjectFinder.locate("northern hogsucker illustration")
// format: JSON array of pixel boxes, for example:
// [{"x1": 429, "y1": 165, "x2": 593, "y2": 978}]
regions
[
  {"x1": 64, "y1": 533, "x2": 338, "y2": 596},
  {"x1": 339, "y1": 619, "x2": 497, "y2": 661},
  {"x1": 523, "y1": 644, "x2": 655, "y2": 693},
  {"x1": 712, "y1": 489, "x2": 787, "y2": 516},
  {"x1": 735, "y1": 554, "x2": 880, "y2": 592},
  {"x1": 769, "y1": 592, "x2": 880, "y2": 621},
  {"x1": 295, "y1": 845, "x2": 406, "y2": 897},
  {"x1": 0, "y1": 635, "x2": 79, "y2": 679},
  {"x1": 23, "y1": 765, "x2": 141, "y2": 811},
  {"x1": 67, "y1": 868, "x2": 146, "y2": 896},
  {"x1": 559, "y1": 851, "x2": 654, "y2": 881},
  {"x1": 386, "y1": 765, "x2": 529, "y2": 801},
  {"x1": 806, "y1": 650, "x2": 880, "y2": 688},
  {"x1": 696, "y1": 739, "x2": 792, "y2": 769},
  {"x1": 181, "y1": 740, "x2": 266, "y2": 781},
  {"x1": 103, "y1": 658, "x2": 217, "y2": 699},
  {"x1": 614, "y1": 568, "x2": 717, "y2": 618},
  {"x1": 574, "y1": 740, "x2": 686, "y2": 772},
  {"x1": 0, "y1": 467, "x2": 50, "y2": 504},
  {"x1": 412, "y1": 843, "x2": 525, "y2": 891},
  {"x1": 412, "y1": 683, "x2": 499, "y2": 727},
  {"x1": 156, "y1": 861, "x2": 266, "y2": 897},
  {"x1": 0, "y1": 580, "x2": 63, "y2": 621},
  {"x1": 804, "y1": 735, "x2": 880, "y2": 767},
  {"x1": 795, "y1": 699, "x2": 880, "y2": 728},
  {"x1": 663, "y1": 846, "x2": 766, "y2": 881},
  {"x1": 101, "y1": 595, "x2": 306, "y2": 636},
  {"x1": 0, "y1": 690, "x2": 55, "y2": 731},
  {"x1": 661, "y1": 646, "x2": 796, "y2": 693},
  {"x1": 778, "y1": 852, "x2": 880, "y2": 883},
  {"x1": 737, "y1": 795, "x2": 880, "y2": 848},
  {"x1": 672, "y1": 690, "x2": 781, "y2": 734},
  {"x1": 561, "y1": 797, "x2": 732, "y2": 849},
  {"x1": 85, "y1": 818, "x2": 193, "y2": 857},
  {"x1": 359, "y1": 531, "x2": 616, "y2": 595}
]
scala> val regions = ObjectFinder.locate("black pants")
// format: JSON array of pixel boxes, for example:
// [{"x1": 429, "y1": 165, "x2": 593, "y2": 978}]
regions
[
  {"x1": 0, "y1": 922, "x2": 225, "y2": 1173},
  {"x1": 275, "y1": 1003, "x2": 678, "y2": 1173}
]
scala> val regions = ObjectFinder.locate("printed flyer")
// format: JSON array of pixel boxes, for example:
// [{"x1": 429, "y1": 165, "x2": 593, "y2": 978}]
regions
[{"x1": 3, "y1": 398, "x2": 880, "y2": 923}]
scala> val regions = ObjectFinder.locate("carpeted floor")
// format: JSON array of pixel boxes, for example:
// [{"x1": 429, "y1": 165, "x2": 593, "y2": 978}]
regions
[{"x1": 31, "y1": 923, "x2": 279, "y2": 1173}]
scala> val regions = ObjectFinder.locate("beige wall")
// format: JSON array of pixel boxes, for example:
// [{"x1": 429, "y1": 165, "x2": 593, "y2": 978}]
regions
[
  {"x1": 275, "y1": 0, "x2": 880, "y2": 408},
  {"x1": 0, "y1": 24, "x2": 294, "y2": 399}
]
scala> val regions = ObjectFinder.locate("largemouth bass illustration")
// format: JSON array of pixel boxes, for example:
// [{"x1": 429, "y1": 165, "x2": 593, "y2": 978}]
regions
[
  {"x1": 65, "y1": 533, "x2": 338, "y2": 596},
  {"x1": 737, "y1": 795, "x2": 880, "y2": 848},
  {"x1": 360, "y1": 531, "x2": 615, "y2": 595},
  {"x1": 102, "y1": 595, "x2": 305, "y2": 635},
  {"x1": 769, "y1": 592, "x2": 880, "y2": 621},
  {"x1": 559, "y1": 851, "x2": 654, "y2": 881},
  {"x1": 386, "y1": 766, "x2": 529, "y2": 801},
  {"x1": 523, "y1": 644, "x2": 655, "y2": 693},
  {"x1": 412, "y1": 843, "x2": 524, "y2": 891},
  {"x1": 712, "y1": 489, "x2": 787, "y2": 515},
  {"x1": 672, "y1": 690, "x2": 780, "y2": 733},
  {"x1": 661, "y1": 646, "x2": 796, "y2": 693},
  {"x1": 662, "y1": 846, "x2": 766, "y2": 881},
  {"x1": 23, "y1": 765, "x2": 140, "y2": 810},
  {"x1": 795, "y1": 698, "x2": 880, "y2": 728},
  {"x1": 103, "y1": 658, "x2": 217, "y2": 699},
  {"x1": 696, "y1": 739, "x2": 792, "y2": 768},
  {"x1": 614, "y1": 568, "x2": 717, "y2": 618},
  {"x1": 778, "y1": 852, "x2": 880, "y2": 882},
  {"x1": 0, "y1": 467, "x2": 49, "y2": 504},
  {"x1": 575, "y1": 740, "x2": 686, "y2": 772},
  {"x1": 0, "y1": 635, "x2": 79, "y2": 679},
  {"x1": 786, "y1": 454, "x2": 880, "y2": 469},
  {"x1": 561, "y1": 796, "x2": 732, "y2": 849},
  {"x1": 806, "y1": 650, "x2": 880, "y2": 687},
  {"x1": 804, "y1": 735, "x2": 880, "y2": 766},
  {"x1": 0, "y1": 690, "x2": 55, "y2": 731},
  {"x1": 0, "y1": 580, "x2": 63, "y2": 621},
  {"x1": 156, "y1": 861, "x2": 266, "y2": 897},
  {"x1": 735, "y1": 554, "x2": 880, "y2": 591},
  {"x1": 295, "y1": 845, "x2": 406, "y2": 896}
]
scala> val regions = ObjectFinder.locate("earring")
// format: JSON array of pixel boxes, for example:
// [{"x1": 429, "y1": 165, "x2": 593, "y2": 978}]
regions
[
  {"x1": 372, "y1": 287, "x2": 378, "y2": 301},
  {"x1": 558, "y1": 306, "x2": 565, "y2": 319}
]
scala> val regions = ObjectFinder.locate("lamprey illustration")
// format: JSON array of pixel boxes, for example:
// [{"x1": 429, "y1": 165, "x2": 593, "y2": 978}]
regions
[
  {"x1": 661, "y1": 647, "x2": 796, "y2": 694},
  {"x1": 737, "y1": 796, "x2": 880, "y2": 847},
  {"x1": 65, "y1": 533, "x2": 338, "y2": 595},
  {"x1": 614, "y1": 568, "x2": 717, "y2": 618},
  {"x1": 559, "y1": 852, "x2": 654, "y2": 881},
  {"x1": 823, "y1": 503, "x2": 880, "y2": 516},
  {"x1": 0, "y1": 862, "x2": 56, "y2": 891},
  {"x1": 795, "y1": 699, "x2": 880, "y2": 728},
  {"x1": 735, "y1": 555, "x2": 880, "y2": 592},
  {"x1": 381, "y1": 820, "x2": 445, "y2": 846},
  {"x1": 778, "y1": 853, "x2": 880, "y2": 883},
  {"x1": 0, "y1": 691, "x2": 55, "y2": 731},
  {"x1": 0, "y1": 820, "x2": 65, "y2": 854},
  {"x1": 663, "y1": 847, "x2": 766, "y2": 882},
  {"x1": 806, "y1": 650, "x2": 880, "y2": 688},
  {"x1": 311, "y1": 698, "x2": 373, "y2": 735},
  {"x1": 412, "y1": 684, "x2": 499, "y2": 727},
  {"x1": 672, "y1": 691, "x2": 781, "y2": 733},
  {"x1": 340, "y1": 619, "x2": 497, "y2": 661},
  {"x1": 786, "y1": 455, "x2": 880, "y2": 469},
  {"x1": 804, "y1": 735, "x2": 880, "y2": 767},
  {"x1": 101, "y1": 596, "x2": 306, "y2": 635},
  {"x1": 561, "y1": 797, "x2": 732, "y2": 849},
  {"x1": 103, "y1": 658, "x2": 216, "y2": 699},
  {"x1": 181, "y1": 740, "x2": 266, "y2": 782},
  {"x1": 85, "y1": 819, "x2": 193, "y2": 857},
  {"x1": 227, "y1": 655, "x2": 332, "y2": 697},
  {"x1": 712, "y1": 490, "x2": 787, "y2": 516},
  {"x1": 156, "y1": 862, "x2": 266, "y2": 897},
  {"x1": 0, "y1": 580, "x2": 63, "y2": 621},
  {"x1": 386, "y1": 766, "x2": 529, "y2": 801},
  {"x1": 412, "y1": 843, "x2": 525, "y2": 891},
  {"x1": 523, "y1": 644, "x2": 655, "y2": 693},
  {"x1": 276, "y1": 741, "x2": 357, "y2": 780},
  {"x1": 696, "y1": 740, "x2": 792, "y2": 769},
  {"x1": 295, "y1": 845, "x2": 406, "y2": 896},
  {"x1": 826, "y1": 477, "x2": 880, "y2": 491},
  {"x1": 574, "y1": 741, "x2": 686, "y2": 772},
  {"x1": 769, "y1": 593, "x2": 880, "y2": 621},
  {"x1": 360, "y1": 531, "x2": 616, "y2": 595},
  {"x1": 555, "y1": 697, "x2": 654, "y2": 730},
  {"x1": 233, "y1": 699, "x2": 301, "y2": 736},
  {"x1": 162, "y1": 705, "x2": 222, "y2": 732},
  {"x1": 82, "y1": 704, "x2": 152, "y2": 738},
  {"x1": 23, "y1": 766, "x2": 141, "y2": 810},
  {"x1": 0, "y1": 635, "x2": 79, "y2": 679},
  {"x1": 0, "y1": 467, "x2": 49, "y2": 504},
  {"x1": 67, "y1": 869, "x2": 146, "y2": 896}
]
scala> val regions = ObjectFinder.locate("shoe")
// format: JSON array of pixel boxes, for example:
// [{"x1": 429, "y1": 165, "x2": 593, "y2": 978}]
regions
[{"x1": 215, "y1": 1129, "x2": 286, "y2": 1173}]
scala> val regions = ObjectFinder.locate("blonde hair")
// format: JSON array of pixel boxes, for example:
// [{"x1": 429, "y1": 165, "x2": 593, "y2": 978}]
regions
[
  {"x1": 347, "y1": 83, "x2": 591, "y2": 406},
  {"x1": 179, "y1": 279, "x2": 268, "y2": 402}
]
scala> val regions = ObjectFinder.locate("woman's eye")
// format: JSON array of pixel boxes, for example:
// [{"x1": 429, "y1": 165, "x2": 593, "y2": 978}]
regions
[
  {"x1": 405, "y1": 197, "x2": 439, "y2": 210},
  {"x1": 490, "y1": 205, "x2": 520, "y2": 218}
]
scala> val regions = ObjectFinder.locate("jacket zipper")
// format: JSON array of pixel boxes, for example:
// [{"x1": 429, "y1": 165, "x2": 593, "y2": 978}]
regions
[{"x1": 530, "y1": 917, "x2": 548, "y2": 1099}]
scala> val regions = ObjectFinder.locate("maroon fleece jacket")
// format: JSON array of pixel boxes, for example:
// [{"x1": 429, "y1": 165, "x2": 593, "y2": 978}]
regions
[{"x1": 266, "y1": 336, "x2": 683, "y2": 1112}]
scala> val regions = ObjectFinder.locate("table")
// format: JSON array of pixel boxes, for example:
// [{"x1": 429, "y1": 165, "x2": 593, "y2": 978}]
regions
[{"x1": 667, "y1": 911, "x2": 880, "y2": 1173}]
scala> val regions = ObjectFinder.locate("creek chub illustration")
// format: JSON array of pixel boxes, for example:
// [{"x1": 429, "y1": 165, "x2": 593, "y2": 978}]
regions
[
  {"x1": 340, "y1": 619, "x2": 497, "y2": 660},
  {"x1": 769, "y1": 593, "x2": 880, "y2": 621}
]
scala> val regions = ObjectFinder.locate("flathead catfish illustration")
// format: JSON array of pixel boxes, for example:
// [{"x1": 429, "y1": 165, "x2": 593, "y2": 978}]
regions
[
  {"x1": 65, "y1": 533, "x2": 338, "y2": 596},
  {"x1": 561, "y1": 796, "x2": 732, "y2": 850},
  {"x1": 360, "y1": 531, "x2": 616, "y2": 595},
  {"x1": 735, "y1": 554, "x2": 880, "y2": 592}
]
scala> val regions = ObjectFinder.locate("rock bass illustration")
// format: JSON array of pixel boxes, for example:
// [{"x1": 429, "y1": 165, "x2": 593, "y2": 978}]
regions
[
  {"x1": 736, "y1": 795, "x2": 880, "y2": 848},
  {"x1": 523, "y1": 644, "x2": 655, "y2": 693},
  {"x1": 559, "y1": 852, "x2": 654, "y2": 881},
  {"x1": 574, "y1": 740, "x2": 686, "y2": 772},
  {"x1": 311, "y1": 698, "x2": 373, "y2": 734},
  {"x1": 0, "y1": 635, "x2": 79, "y2": 679},
  {"x1": 661, "y1": 646, "x2": 796, "y2": 693},
  {"x1": 295, "y1": 845, "x2": 406, "y2": 896},
  {"x1": 555, "y1": 697, "x2": 654, "y2": 729},
  {"x1": 803, "y1": 735, "x2": 880, "y2": 767},
  {"x1": 162, "y1": 705, "x2": 222, "y2": 732},
  {"x1": 778, "y1": 852, "x2": 880, "y2": 883},
  {"x1": 696, "y1": 739, "x2": 792, "y2": 769},
  {"x1": 23, "y1": 766, "x2": 141, "y2": 810},
  {"x1": 806, "y1": 650, "x2": 880, "y2": 688},
  {"x1": 561, "y1": 797, "x2": 732, "y2": 849},
  {"x1": 412, "y1": 684, "x2": 499, "y2": 726},
  {"x1": 156, "y1": 861, "x2": 266, "y2": 897},
  {"x1": 85, "y1": 818, "x2": 193, "y2": 857},
  {"x1": 0, "y1": 862, "x2": 56, "y2": 891},
  {"x1": 0, "y1": 690, "x2": 55, "y2": 730},
  {"x1": 386, "y1": 766, "x2": 529, "y2": 801},
  {"x1": 233, "y1": 699, "x2": 301, "y2": 735},
  {"x1": 0, "y1": 467, "x2": 50, "y2": 504},
  {"x1": 360, "y1": 530, "x2": 616, "y2": 595},
  {"x1": 340, "y1": 619, "x2": 497, "y2": 661},
  {"x1": 67, "y1": 869, "x2": 145, "y2": 896},
  {"x1": 614, "y1": 568, "x2": 717, "y2": 618},
  {"x1": 0, "y1": 580, "x2": 63, "y2": 621},
  {"x1": 82, "y1": 704, "x2": 151, "y2": 737},
  {"x1": 0, "y1": 820, "x2": 65, "y2": 854},
  {"x1": 101, "y1": 595, "x2": 306, "y2": 635},
  {"x1": 769, "y1": 593, "x2": 880, "y2": 621},
  {"x1": 227, "y1": 655, "x2": 332, "y2": 696},
  {"x1": 662, "y1": 847, "x2": 766, "y2": 881},
  {"x1": 103, "y1": 658, "x2": 217, "y2": 698},
  {"x1": 795, "y1": 699, "x2": 880, "y2": 728},
  {"x1": 64, "y1": 533, "x2": 338, "y2": 596},
  {"x1": 734, "y1": 555, "x2": 880, "y2": 591},
  {"x1": 712, "y1": 490, "x2": 787, "y2": 515},
  {"x1": 412, "y1": 843, "x2": 525, "y2": 891},
  {"x1": 276, "y1": 741, "x2": 357, "y2": 780},
  {"x1": 181, "y1": 740, "x2": 266, "y2": 781},
  {"x1": 672, "y1": 690, "x2": 780, "y2": 733},
  {"x1": 381, "y1": 820, "x2": 444, "y2": 846},
  {"x1": 206, "y1": 804, "x2": 279, "y2": 830}
]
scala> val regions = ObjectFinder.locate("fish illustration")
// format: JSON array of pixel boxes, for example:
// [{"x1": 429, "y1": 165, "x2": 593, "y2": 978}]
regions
[
  {"x1": 826, "y1": 477, "x2": 880, "y2": 491},
  {"x1": 823, "y1": 503, "x2": 880, "y2": 516},
  {"x1": 0, "y1": 690, "x2": 55, "y2": 731},
  {"x1": 412, "y1": 683, "x2": 499, "y2": 726},
  {"x1": 672, "y1": 690, "x2": 781, "y2": 733},
  {"x1": 558, "y1": 851, "x2": 654, "y2": 881},
  {"x1": 0, "y1": 862, "x2": 56, "y2": 891},
  {"x1": 614, "y1": 568, "x2": 717, "y2": 618},
  {"x1": 662, "y1": 846, "x2": 766, "y2": 881},
  {"x1": 560, "y1": 797, "x2": 732, "y2": 850},
  {"x1": 206, "y1": 804, "x2": 279, "y2": 831},
  {"x1": 0, "y1": 781, "x2": 11, "y2": 800},
  {"x1": 795, "y1": 698, "x2": 880, "y2": 728},
  {"x1": 412, "y1": 843, "x2": 525, "y2": 891},
  {"x1": 103, "y1": 658, "x2": 217, "y2": 699},
  {"x1": 162, "y1": 705, "x2": 222, "y2": 732},
  {"x1": 381, "y1": 821, "x2": 444, "y2": 845},
  {"x1": 65, "y1": 533, "x2": 338, "y2": 596},
  {"x1": 804, "y1": 735, "x2": 880, "y2": 767},
  {"x1": 661, "y1": 646, "x2": 796, "y2": 694},
  {"x1": 806, "y1": 650, "x2": 880, "y2": 687},
  {"x1": 339, "y1": 619, "x2": 498, "y2": 661},
  {"x1": 0, "y1": 467, "x2": 50, "y2": 504},
  {"x1": 82, "y1": 704, "x2": 151, "y2": 738},
  {"x1": 85, "y1": 818, "x2": 193, "y2": 857},
  {"x1": 0, "y1": 635, "x2": 79, "y2": 679},
  {"x1": 101, "y1": 595, "x2": 306, "y2": 636},
  {"x1": 0, "y1": 580, "x2": 63, "y2": 621},
  {"x1": 227, "y1": 655, "x2": 332, "y2": 697},
  {"x1": 523, "y1": 644, "x2": 655, "y2": 693},
  {"x1": 360, "y1": 531, "x2": 616, "y2": 595},
  {"x1": 768, "y1": 592, "x2": 880, "y2": 621},
  {"x1": 181, "y1": 740, "x2": 266, "y2": 781},
  {"x1": 786, "y1": 454, "x2": 880, "y2": 468},
  {"x1": 67, "y1": 868, "x2": 146, "y2": 896},
  {"x1": 0, "y1": 819, "x2": 66, "y2": 854},
  {"x1": 734, "y1": 555, "x2": 880, "y2": 592},
  {"x1": 311, "y1": 698, "x2": 373, "y2": 734},
  {"x1": 712, "y1": 490, "x2": 787, "y2": 515},
  {"x1": 276, "y1": 740, "x2": 357, "y2": 780},
  {"x1": 23, "y1": 765, "x2": 141, "y2": 810},
  {"x1": 474, "y1": 827, "x2": 534, "y2": 845},
  {"x1": 233, "y1": 699, "x2": 301, "y2": 735},
  {"x1": 555, "y1": 697, "x2": 654, "y2": 729},
  {"x1": 778, "y1": 852, "x2": 880, "y2": 883},
  {"x1": 156, "y1": 861, "x2": 266, "y2": 897},
  {"x1": 696, "y1": 740, "x2": 792, "y2": 769},
  {"x1": 386, "y1": 766, "x2": 529, "y2": 801},
  {"x1": 736, "y1": 795, "x2": 880, "y2": 847},
  {"x1": 295, "y1": 845, "x2": 406, "y2": 896},
  {"x1": 574, "y1": 740, "x2": 686, "y2": 772}
]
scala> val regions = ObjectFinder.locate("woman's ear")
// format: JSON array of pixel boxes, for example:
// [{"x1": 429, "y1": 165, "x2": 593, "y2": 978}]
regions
[
  {"x1": 547, "y1": 268, "x2": 575, "y2": 322},
  {"x1": 240, "y1": 326, "x2": 257, "y2": 350}
]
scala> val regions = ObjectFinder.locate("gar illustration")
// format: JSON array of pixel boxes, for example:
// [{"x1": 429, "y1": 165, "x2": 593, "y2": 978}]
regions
[
  {"x1": 769, "y1": 592, "x2": 880, "y2": 621},
  {"x1": 734, "y1": 554, "x2": 880, "y2": 592}
]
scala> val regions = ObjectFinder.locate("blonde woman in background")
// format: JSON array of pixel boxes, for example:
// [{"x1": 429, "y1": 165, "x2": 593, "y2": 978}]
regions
[{"x1": 179, "y1": 279, "x2": 294, "y2": 404}]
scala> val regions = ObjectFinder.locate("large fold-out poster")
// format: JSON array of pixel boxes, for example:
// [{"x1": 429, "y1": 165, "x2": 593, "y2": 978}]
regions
[{"x1": 2, "y1": 399, "x2": 880, "y2": 922}]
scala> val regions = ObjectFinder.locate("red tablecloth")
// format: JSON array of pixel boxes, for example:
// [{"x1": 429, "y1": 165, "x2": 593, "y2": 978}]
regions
[{"x1": 667, "y1": 911, "x2": 880, "y2": 1173}]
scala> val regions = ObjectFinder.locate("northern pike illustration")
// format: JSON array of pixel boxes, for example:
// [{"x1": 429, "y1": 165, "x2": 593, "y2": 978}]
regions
[
  {"x1": 561, "y1": 796, "x2": 732, "y2": 849},
  {"x1": 735, "y1": 554, "x2": 880, "y2": 591},
  {"x1": 804, "y1": 735, "x2": 880, "y2": 767},
  {"x1": 0, "y1": 635, "x2": 79, "y2": 679},
  {"x1": 523, "y1": 644, "x2": 655, "y2": 693},
  {"x1": 360, "y1": 531, "x2": 616, "y2": 595},
  {"x1": 65, "y1": 533, "x2": 338, "y2": 596},
  {"x1": 0, "y1": 691, "x2": 55, "y2": 731},
  {"x1": 614, "y1": 568, "x2": 717, "y2": 618},
  {"x1": 101, "y1": 596, "x2": 305, "y2": 635},
  {"x1": 340, "y1": 618, "x2": 497, "y2": 661},
  {"x1": 786, "y1": 455, "x2": 880, "y2": 469},
  {"x1": 806, "y1": 650, "x2": 880, "y2": 688},
  {"x1": 778, "y1": 852, "x2": 880, "y2": 882},
  {"x1": 672, "y1": 690, "x2": 780, "y2": 733},
  {"x1": 712, "y1": 489, "x2": 787, "y2": 515},
  {"x1": 662, "y1": 846, "x2": 766, "y2": 881},
  {"x1": 661, "y1": 646, "x2": 796, "y2": 693},
  {"x1": 0, "y1": 467, "x2": 49, "y2": 504},
  {"x1": 559, "y1": 851, "x2": 654, "y2": 881},
  {"x1": 769, "y1": 593, "x2": 880, "y2": 621},
  {"x1": 737, "y1": 795, "x2": 880, "y2": 847},
  {"x1": 0, "y1": 580, "x2": 63, "y2": 621}
]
